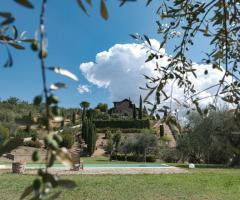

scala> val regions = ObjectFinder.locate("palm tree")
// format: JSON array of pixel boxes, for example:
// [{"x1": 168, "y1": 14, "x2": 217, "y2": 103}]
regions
[{"x1": 80, "y1": 101, "x2": 90, "y2": 121}]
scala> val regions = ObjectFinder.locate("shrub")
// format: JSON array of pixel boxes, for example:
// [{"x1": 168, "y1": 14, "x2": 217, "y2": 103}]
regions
[
  {"x1": 59, "y1": 128, "x2": 77, "y2": 149},
  {"x1": 140, "y1": 128, "x2": 157, "y2": 135},
  {"x1": 111, "y1": 154, "x2": 156, "y2": 162},
  {"x1": 14, "y1": 130, "x2": 37, "y2": 139},
  {"x1": 161, "y1": 135, "x2": 172, "y2": 143},
  {"x1": 97, "y1": 128, "x2": 142, "y2": 134},
  {"x1": 93, "y1": 119, "x2": 150, "y2": 129},
  {"x1": 160, "y1": 147, "x2": 180, "y2": 163},
  {"x1": 0, "y1": 125, "x2": 9, "y2": 144},
  {"x1": 24, "y1": 140, "x2": 42, "y2": 148},
  {"x1": 146, "y1": 155, "x2": 156, "y2": 162},
  {"x1": 60, "y1": 132, "x2": 74, "y2": 149},
  {"x1": 105, "y1": 129, "x2": 112, "y2": 139}
]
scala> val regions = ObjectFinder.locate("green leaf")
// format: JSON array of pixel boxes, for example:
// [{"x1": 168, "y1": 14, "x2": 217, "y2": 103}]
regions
[
  {"x1": 144, "y1": 34, "x2": 151, "y2": 46},
  {"x1": 100, "y1": 0, "x2": 108, "y2": 20},
  {"x1": 0, "y1": 12, "x2": 12, "y2": 18},
  {"x1": 9, "y1": 42, "x2": 25, "y2": 50},
  {"x1": 21, "y1": 39, "x2": 35, "y2": 43},
  {"x1": 33, "y1": 95, "x2": 42, "y2": 106},
  {"x1": 48, "y1": 67, "x2": 79, "y2": 81},
  {"x1": 12, "y1": 26, "x2": 18, "y2": 40},
  {"x1": 146, "y1": 0, "x2": 153, "y2": 6},
  {"x1": 119, "y1": 1, "x2": 126, "y2": 7},
  {"x1": 145, "y1": 53, "x2": 155, "y2": 62},
  {"x1": 1, "y1": 17, "x2": 15, "y2": 25},
  {"x1": 50, "y1": 82, "x2": 67, "y2": 90},
  {"x1": 76, "y1": 0, "x2": 88, "y2": 15},
  {"x1": 4, "y1": 47, "x2": 13, "y2": 67},
  {"x1": 129, "y1": 34, "x2": 138, "y2": 40},
  {"x1": 20, "y1": 185, "x2": 33, "y2": 200},
  {"x1": 42, "y1": 173, "x2": 58, "y2": 188},
  {"x1": 0, "y1": 138, "x2": 24, "y2": 156},
  {"x1": 14, "y1": 0, "x2": 34, "y2": 9}
]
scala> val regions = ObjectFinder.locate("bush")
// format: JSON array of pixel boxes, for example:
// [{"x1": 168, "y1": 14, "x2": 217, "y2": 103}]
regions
[
  {"x1": 97, "y1": 128, "x2": 143, "y2": 133},
  {"x1": 111, "y1": 154, "x2": 156, "y2": 162},
  {"x1": 146, "y1": 155, "x2": 156, "y2": 162},
  {"x1": 0, "y1": 125, "x2": 9, "y2": 144},
  {"x1": 59, "y1": 128, "x2": 76, "y2": 149},
  {"x1": 14, "y1": 130, "x2": 37, "y2": 139},
  {"x1": 60, "y1": 133, "x2": 74, "y2": 149},
  {"x1": 24, "y1": 140, "x2": 42, "y2": 148},
  {"x1": 105, "y1": 130, "x2": 112, "y2": 139},
  {"x1": 93, "y1": 119, "x2": 150, "y2": 129},
  {"x1": 160, "y1": 147, "x2": 180, "y2": 163}
]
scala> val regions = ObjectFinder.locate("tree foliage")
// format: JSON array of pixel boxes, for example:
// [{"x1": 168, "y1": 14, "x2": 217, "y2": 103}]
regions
[
  {"x1": 130, "y1": 0, "x2": 240, "y2": 119},
  {"x1": 177, "y1": 109, "x2": 238, "y2": 165}
]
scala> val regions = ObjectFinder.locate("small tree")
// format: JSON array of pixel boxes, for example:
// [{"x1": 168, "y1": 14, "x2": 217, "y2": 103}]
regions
[
  {"x1": 112, "y1": 130, "x2": 122, "y2": 154},
  {"x1": 0, "y1": 125, "x2": 9, "y2": 145},
  {"x1": 95, "y1": 103, "x2": 108, "y2": 112}
]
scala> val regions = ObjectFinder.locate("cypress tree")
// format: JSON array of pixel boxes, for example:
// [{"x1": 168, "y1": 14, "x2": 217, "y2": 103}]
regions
[
  {"x1": 61, "y1": 112, "x2": 65, "y2": 128},
  {"x1": 133, "y1": 104, "x2": 137, "y2": 120},
  {"x1": 82, "y1": 119, "x2": 89, "y2": 142},
  {"x1": 138, "y1": 95, "x2": 143, "y2": 119},
  {"x1": 82, "y1": 109, "x2": 86, "y2": 121},
  {"x1": 72, "y1": 111, "x2": 76, "y2": 125},
  {"x1": 160, "y1": 124, "x2": 164, "y2": 137},
  {"x1": 87, "y1": 121, "x2": 96, "y2": 156}
]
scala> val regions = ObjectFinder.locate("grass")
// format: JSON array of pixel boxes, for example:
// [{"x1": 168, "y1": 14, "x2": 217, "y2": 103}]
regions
[{"x1": 0, "y1": 169, "x2": 240, "y2": 200}]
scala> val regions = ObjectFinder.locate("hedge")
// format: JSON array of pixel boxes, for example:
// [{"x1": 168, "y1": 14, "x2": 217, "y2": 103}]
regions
[
  {"x1": 93, "y1": 119, "x2": 150, "y2": 129},
  {"x1": 111, "y1": 154, "x2": 156, "y2": 162},
  {"x1": 96, "y1": 128, "x2": 143, "y2": 133}
]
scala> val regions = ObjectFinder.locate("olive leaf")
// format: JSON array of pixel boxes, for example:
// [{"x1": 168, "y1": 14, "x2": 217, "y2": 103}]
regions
[
  {"x1": 100, "y1": 0, "x2": 108, "y2": 20},
  {"x1": 48, "y1": 67, "x2": 79, "y2": 81},
  {"x1": 20, "y1": 185, "x2": 33, "y2": 200},
  {"x1": 76, "y1": 0, "x2": 89, "y2": 15},
  {"x1": 14, "y1": 0, "x2": 34, "y2": 9},
  {"x1": 9, "y1": 42, "x2": 25, "y2": 50},
  {"x1": 48, "y1": 192, "x2": 62, "y2": 200},
  {"x1": 50, "y1": 82, "x2": 67, "y2": 90}
]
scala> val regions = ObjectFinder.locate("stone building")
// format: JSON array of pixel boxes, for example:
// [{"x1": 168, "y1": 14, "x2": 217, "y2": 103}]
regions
[{"x1": 109, "y1": 99, "x2": 136, "y2": 116}]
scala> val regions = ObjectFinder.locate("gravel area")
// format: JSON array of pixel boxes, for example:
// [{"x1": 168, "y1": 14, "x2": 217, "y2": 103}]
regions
[{"x1": 21, "y1": 167, "x2": 188, "y2": 175}]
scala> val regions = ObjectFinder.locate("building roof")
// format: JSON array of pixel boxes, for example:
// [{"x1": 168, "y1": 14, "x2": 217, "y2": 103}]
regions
[{"x1": 113, "y1": 98, "x2": 132, "y2": 104}]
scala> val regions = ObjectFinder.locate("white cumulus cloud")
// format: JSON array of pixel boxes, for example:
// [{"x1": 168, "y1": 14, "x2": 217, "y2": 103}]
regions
[
  {"x1": 77, "y1": 84, "x2": 91, "y2": 94},
  {"x1": 79, "y1": 40, "x2": 225, "y2": 108}
]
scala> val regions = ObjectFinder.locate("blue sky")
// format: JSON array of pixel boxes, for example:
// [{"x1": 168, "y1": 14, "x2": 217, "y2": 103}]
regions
[{"x1": 0, "y1": 1, "x2": 210, "y2": 108}]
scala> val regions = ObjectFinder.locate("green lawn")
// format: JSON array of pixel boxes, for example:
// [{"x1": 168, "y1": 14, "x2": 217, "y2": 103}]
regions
[{"x1": 0, "y1": 169, "x2": 240, "y2": 200}]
